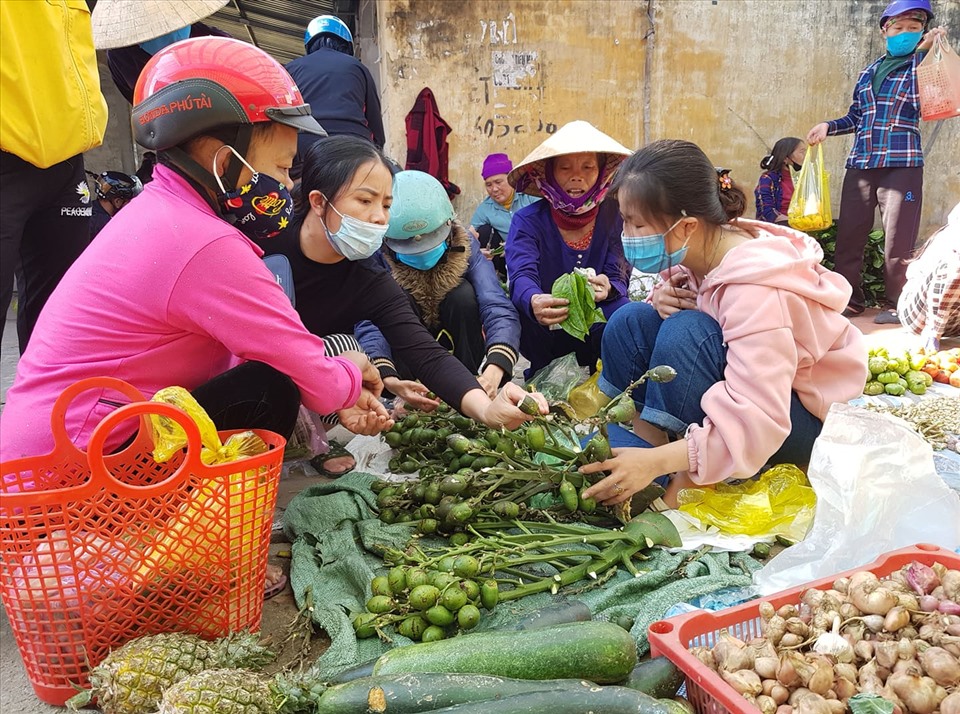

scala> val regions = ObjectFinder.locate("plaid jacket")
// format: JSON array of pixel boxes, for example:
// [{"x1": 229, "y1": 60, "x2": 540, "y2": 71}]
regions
[
  {"x1": 898, "y1": 223, "x2": 960, "y2": 346},
  {"x1": 827, "y1": 53, "x2": 924, "y2": 169}
]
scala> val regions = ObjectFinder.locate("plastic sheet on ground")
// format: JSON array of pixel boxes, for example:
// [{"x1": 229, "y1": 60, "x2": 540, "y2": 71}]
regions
[
  {"x1": 754, "y1": 403, "x2": 960, "y2": 595},
  {"x1": 283, "y1": 473, "x2": 759, "y2": 680}
]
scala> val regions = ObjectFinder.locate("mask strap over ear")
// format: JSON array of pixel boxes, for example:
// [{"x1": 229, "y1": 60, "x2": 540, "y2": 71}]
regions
[
  {"x1": 212, "y1": 144, "x2": 257, "y2": 193},
  {"x1": 221, "y1": 124, "x2": 254, "y2": 191}
]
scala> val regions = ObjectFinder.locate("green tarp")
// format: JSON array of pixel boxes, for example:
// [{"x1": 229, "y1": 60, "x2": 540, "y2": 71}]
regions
[{"x1": 284, "y1": 473, "x2": 759, "y2": 679}]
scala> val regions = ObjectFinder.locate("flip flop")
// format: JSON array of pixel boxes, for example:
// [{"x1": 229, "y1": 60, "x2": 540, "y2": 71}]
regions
[
  {"x1": 264, "y1": 573, "x2": 288, "y2": 601},
  {"x1": 841, "y1": 305, "x2": 865, "y2": 318},
  {"x1": 309, "y1": 439, "x2": 356, "y2": 478}
]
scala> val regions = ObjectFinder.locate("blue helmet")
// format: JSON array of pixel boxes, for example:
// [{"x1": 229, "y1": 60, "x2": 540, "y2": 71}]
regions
[
  {"x1": 304, "y1": 15, "x2": 353, "y2": 50},
  {"x1": 879, "y1": 0, "x2": 933, "y2": 27}
]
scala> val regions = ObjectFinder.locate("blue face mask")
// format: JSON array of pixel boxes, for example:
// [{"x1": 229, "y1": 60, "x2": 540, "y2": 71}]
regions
[
  {"x1": 886, "y1": 31, "x2": 923, "y2": 57},
  {"x1": 140, "y1": 27, "x2": 191, "y2": 55},
  {"x1": 396, "y1": 242, "x2": 448, "y2": 271},
  {"x1": 621, "y1": 218, "x2": 688, "y2": 274}
]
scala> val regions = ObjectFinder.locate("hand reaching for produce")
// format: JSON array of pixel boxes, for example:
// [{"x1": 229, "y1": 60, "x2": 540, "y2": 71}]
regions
[
  {"x1": 384, "y1": 377, "x2": 440, "y2": 412},
  {"x1": 531, "y1": 293, "x2": 570, "y2": 326},
  {"x1": 581, "y1": 440, "x2": 690, "y2": 505},
  {"x1": 481, "y1": 383, "x2": 548, "y2": 429},
  {"x1": 652, "y1": 271, "x2": 698, "y2": 319},
  {"x1": 338, "y1": 389, "x2": 394, "y2": 435},
  {"x1": 476, "y1": 365, "x2": 504, "y2": 400}
]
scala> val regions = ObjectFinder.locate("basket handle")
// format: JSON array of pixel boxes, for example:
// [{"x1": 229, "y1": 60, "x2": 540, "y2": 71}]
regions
[
  {"x1": 85, "y1": 401, "x2": 207, "y2": 498},
  {"x1": 48, "y1": 377, "x2": 147, "y2": 457}
]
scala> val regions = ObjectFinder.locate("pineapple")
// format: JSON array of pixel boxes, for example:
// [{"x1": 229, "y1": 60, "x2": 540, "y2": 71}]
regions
[
  {"x1": 66, "y1": 632, "x2": 274, "y2": 714},
  {"x1": 158, "y1": 669, "x2": 326, "y2": 714}
]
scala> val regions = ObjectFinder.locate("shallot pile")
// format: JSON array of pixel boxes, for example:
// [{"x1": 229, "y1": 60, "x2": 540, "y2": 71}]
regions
[{"x1": 691, "y1": 560, "x2": 960, "y2": 714}]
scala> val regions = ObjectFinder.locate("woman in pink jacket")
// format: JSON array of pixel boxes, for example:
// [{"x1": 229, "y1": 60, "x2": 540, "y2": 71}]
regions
[
  {"x1": 0, "y1": 37, "x2": 393, "y2": 467},
  {"x1": 582, "y1": 140, "x2": 867, "y2": 506}
]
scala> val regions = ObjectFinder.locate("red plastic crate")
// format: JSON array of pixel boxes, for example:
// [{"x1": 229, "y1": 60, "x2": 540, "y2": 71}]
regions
[{"x1": 648, "y1": 543, "x2": 960, "y2": 714}]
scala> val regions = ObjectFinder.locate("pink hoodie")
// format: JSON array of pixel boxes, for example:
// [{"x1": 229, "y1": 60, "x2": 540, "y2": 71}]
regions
[
  {"x1": 0, "y1": 165, "x2": 361, "y2": 469},
  {"x1": 655, "y1": 220, "x2": 867, "y2": 484}
]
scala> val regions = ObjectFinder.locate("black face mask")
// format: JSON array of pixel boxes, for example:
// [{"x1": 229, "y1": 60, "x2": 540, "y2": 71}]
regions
[{"x1": 791, "y1": 161, "x2": 802, "y2": 172}]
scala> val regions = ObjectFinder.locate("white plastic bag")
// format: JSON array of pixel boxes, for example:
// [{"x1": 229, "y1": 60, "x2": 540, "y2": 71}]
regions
[{"x1": 754, "y1": 403, "x2": 960, "y2": 595}]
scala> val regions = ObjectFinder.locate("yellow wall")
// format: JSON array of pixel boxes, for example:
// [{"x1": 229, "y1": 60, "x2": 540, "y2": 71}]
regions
[{"x1": 376, "y1": 0, "x2": 959, "y2": 238}]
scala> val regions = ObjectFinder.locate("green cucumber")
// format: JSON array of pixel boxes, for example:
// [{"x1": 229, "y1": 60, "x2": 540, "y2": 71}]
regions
[
  {"x1": 315, "y1": 673, "x2": 599, "y2": 714},
  {"x1": 512, "y1": 599, "x2": 591, "y2": 630},
  {"x1": 406, "y1": 685, "x2": 671, "y2": 713},
  {"x1": 373, "y1": 621, "x2": 637, "y2": 684},
  {"x1": 621, "y1": 657, "x2": 685, "y2": 699},
  {"x1": 328, "y1": 658, "x2": 378, "y2": 684}
]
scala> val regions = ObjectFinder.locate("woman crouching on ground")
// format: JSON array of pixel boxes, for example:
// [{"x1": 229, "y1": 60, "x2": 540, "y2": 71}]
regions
[{"x1": 581, "y1": 140, "x2": 867, "y2": 506}]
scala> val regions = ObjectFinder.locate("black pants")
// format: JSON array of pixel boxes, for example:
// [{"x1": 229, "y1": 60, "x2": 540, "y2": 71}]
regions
[
  {"x1": 395, "y1": 280, "x2": 486, "y2": 378},
  {"x1": 833, "y1": 167, "x2": 923, "y2": 310},
  {"x1": 192, "y1": 361, "x2": 301, "y2": 440},
  {"x1": 0, "y1": 151, "x2": 92, "y2": 353}
]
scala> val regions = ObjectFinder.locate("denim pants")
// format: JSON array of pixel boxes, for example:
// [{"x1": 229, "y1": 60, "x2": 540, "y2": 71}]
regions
[{"x1": 597, "y1": 303, "x2": 822, "y2": 468}]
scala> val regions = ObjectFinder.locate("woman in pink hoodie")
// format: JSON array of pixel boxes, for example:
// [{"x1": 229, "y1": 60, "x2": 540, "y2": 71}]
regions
[{"x1": 582, "y1": 140, "x2": 866, "y2": 506}]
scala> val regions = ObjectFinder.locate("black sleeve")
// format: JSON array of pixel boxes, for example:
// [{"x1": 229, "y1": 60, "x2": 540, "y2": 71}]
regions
[
  {"x1": 360, "y1": 267, "x2": 480, "y2": 408},
  {"x1": 362, "y1": 66, "x2": 387, "y2": 149}
]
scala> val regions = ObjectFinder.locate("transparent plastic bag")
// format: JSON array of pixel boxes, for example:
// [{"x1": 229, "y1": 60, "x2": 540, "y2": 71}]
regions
[
  {"x1": 677, "y1": 463, "x2": 815, "y2": 540},
  {"x1": 524, "y1": 352, "x2": 588, "y2": 402},
  {"x1": 918, "y1": 35, "x2": 960, "y2": 121},
  {"x1": 568, "y1": 361, "x2": 610, "y2": 419},
  {"x1": 788, "y1": 144, "x2": 832, "y2": 232},
  {"x1": 755, "y1": 404, "x2": 960, "y2": 595}
]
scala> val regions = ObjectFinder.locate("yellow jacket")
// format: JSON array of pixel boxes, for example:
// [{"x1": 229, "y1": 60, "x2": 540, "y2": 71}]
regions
[{"x1": 1, "y1": 0, "x2": 107, "y2": 168}]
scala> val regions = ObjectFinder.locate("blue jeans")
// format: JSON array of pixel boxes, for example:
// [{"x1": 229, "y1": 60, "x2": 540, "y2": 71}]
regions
[{"x1": 597, "y1": 303, "x2": 822, "y2": 467}]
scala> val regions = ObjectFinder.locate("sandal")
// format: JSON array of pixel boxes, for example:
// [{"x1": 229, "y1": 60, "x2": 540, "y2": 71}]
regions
[
  {"x1": 873, "y1": 308, "x2": 901, "y2": 325},
  {"x1": 309, "y1": 439, "x2": 356, "y2": 478},
  {"x1": 841, "y1": 305, "x2": 865, "y2": 318},
  {"x1": 264, "y1": 573, "x2": 288, "y2": 601}
]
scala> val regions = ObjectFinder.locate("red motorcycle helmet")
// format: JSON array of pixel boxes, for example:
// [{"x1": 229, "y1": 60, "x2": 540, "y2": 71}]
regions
[{"x1": 133, "y1": 36, "x2": 325, "y2": 151}]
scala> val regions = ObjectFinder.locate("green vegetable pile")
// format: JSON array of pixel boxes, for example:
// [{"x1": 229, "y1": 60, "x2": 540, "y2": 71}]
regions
[
  {"x1": 864, "y1": 345, "x2": 932, "y2": 397},
  {"x1": 356, "y1": 366, "x2": 681, "y2": 642},
  {"x1": 551, "y1": 270, "x2": 606, "y2": 341}
]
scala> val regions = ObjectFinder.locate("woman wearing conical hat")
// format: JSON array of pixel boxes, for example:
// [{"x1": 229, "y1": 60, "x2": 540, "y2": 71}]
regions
[{"x1": 505, "y1": 121, "x2": 632, "y2": 378}]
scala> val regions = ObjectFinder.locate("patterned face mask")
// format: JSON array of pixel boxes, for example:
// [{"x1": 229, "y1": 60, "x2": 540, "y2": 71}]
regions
[{"x1": 214, "y1": 146, "x2": 293, "y2": 241}]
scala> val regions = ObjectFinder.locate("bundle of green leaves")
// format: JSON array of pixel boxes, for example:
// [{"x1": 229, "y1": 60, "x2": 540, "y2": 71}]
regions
[
  {"x1": 808, "y1": 222, "x2": 886, "y2": 307},
  {"x1": 551, "y1": 271, "x2": 606, "y2": 341}
]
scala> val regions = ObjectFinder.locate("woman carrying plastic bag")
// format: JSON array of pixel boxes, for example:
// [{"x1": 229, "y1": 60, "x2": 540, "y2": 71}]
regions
[{"x1": 806, "y1": 0, "x2": 949, "y2": 325}]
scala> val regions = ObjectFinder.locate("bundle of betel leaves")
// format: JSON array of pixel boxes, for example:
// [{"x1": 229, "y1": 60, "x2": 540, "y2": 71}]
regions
[{"x1": 355, "y1": 366, "x2": 683, "y2": 642}]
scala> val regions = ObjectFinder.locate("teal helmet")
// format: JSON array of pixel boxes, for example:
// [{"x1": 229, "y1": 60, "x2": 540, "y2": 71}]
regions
[{"x1": 385, "y1": 171, "x2": 455, "y2": 255}]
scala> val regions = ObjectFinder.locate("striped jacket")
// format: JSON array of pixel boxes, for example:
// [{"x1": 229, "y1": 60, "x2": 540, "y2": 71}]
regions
[{"x1": 827, "y1": 53, "x2": 925, "y2": 169}]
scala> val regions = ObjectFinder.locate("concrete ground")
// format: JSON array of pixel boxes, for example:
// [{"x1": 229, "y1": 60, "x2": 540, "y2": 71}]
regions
[{"x1": 0, "y1": 305, "x2": 941, "y2": 712}]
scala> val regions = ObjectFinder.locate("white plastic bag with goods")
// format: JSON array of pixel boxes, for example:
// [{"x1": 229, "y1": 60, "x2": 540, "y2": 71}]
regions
[{"x1": 754, "y1": 403, "x2": 960, "y2": 595}]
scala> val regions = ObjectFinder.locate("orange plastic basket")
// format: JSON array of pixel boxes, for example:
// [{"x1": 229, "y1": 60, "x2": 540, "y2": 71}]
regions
[
  {"x1": 647, "y1": 543, "x2": 960, "y2": 714},
  {"x1": 0, "y1": 378, "x2": 284, "y2": 706}
]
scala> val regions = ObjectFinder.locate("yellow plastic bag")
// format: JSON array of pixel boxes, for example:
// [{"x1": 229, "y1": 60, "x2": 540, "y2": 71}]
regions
[
  {"x1": 148, "y1": 387, "x2": 268, "y2": 465},
  {"x1": 568, "y1": 361, "x2": 611, "y2": 419},
  {"x1": 788, "y1": 144, "x2": 832, "y2": 232},
  {"x1": 139, "y1": 387, "x2": 270, "y2": 579},
  {"x1": 677, "y1": 464, "x2": 816, "y2": 541}
]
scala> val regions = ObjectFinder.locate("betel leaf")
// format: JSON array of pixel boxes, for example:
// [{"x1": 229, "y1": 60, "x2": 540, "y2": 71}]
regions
[
  {"x1": 551, "y1": 271, "x2": 606, "y2": 342},
  {"x1": 848, "y1": 694, "x2": 895, "y2": 714}
]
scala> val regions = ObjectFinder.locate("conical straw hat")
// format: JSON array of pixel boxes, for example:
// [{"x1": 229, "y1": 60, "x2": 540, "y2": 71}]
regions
[
  {"x1": 508, "y1": 120, "x2": 632, "y2": 195},
  {"x1": 92, "y1": 0, "x2": 229, "y2": 50}
]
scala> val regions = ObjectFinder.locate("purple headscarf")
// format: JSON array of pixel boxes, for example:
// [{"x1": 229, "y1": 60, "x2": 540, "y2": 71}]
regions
[{"x1": 515, "y1": 153, "x2": 621, "y2": 216}]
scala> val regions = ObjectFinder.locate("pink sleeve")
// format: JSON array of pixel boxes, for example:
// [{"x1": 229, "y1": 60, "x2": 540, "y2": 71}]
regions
[
  {"x1": 168, "y1": 238, "x2": 362, "y2": 415},
  {"x1": 685, "y1": 291, "x2": 797, "y2": 484}
]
